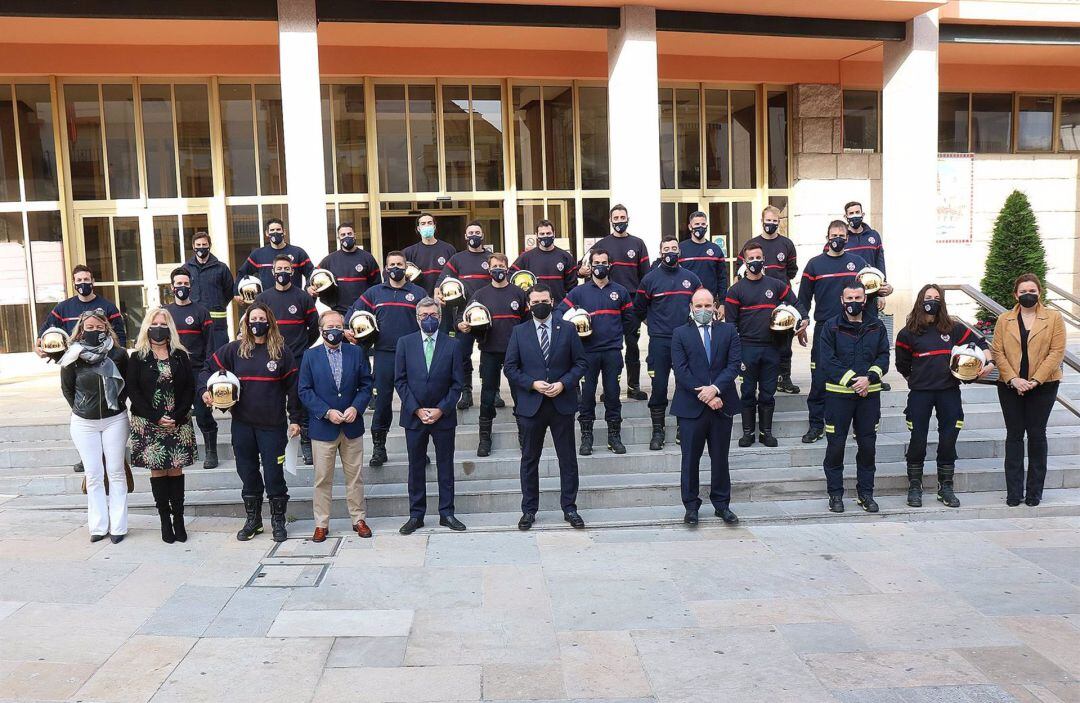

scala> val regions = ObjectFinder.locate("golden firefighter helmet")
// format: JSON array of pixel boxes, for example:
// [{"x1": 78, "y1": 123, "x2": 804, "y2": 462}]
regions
[
  {"x1": 348, "y1": 310, "x2": 379, "y2": 346},
  {"x1": 463, "y1": 301, "x2": 492, "y2": 336},
  {"x1": 770, "y1": 304, "x2": 801, "y2": 332},
  {"x1": 309, "y1": 268, "x2": 336, "y2": 295},
  {"x1": 950, "y1": 343, "x2": 986, "y2": 382},
  {"x1": 510, "y1": 269, "x2": 537, "y2": 291},
  {"x1": 563, "y1": 306, "x2": 592, "y2": 337},
  {"x1": 439, "y1": 277, "x2": 466, "y2": 305},
  {"x1": 39, "y1": 327, "x2": 70, "y2": 363},
  {"x1": 404, "y1": 261, "x2": 422, "y2": 282},
  {"x1": 858, "y1": 266, "x2": 886, "y2": 295},
  {"x1": 206, "y1": 370, "x2": 241, "y2": 410},
  {"x1": 237, "y1": 275, "x2": 262, "y2": 304}
]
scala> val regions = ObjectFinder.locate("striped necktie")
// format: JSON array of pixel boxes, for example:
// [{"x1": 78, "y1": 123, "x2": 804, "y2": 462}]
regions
[{"x1": 539, "y1": 323, "x2": 550, "y2": 362}]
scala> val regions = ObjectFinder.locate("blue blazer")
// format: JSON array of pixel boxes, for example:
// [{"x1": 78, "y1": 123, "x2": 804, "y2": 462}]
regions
[
  {"x1": 504, "y1": 318, "x2": 588, "y2": 418},
  {"x1": 298, "y1": 343, "x2": 373, "y2": 441},
  {"x1": 670, "y1": 320, "x2": 742, "y2": 419},
  {"x1": 394, "y1": 332, "x2": 463, "y2": 431}
]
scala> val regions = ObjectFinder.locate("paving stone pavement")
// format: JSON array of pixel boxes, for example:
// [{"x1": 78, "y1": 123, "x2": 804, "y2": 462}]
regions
[{"x1": 0, "y1": 507, "x2": 1078, "y2": 702}]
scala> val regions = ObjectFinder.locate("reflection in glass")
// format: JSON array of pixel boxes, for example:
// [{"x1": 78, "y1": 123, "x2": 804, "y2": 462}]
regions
[
  {"x1": 113, "y1": 217, "x2": 142, "y2": 281},
  {"x1": 578, "y1": 86, "x2": 608, "y2": 190},
  {"x1": 1018, "y1": 96, "x2": 1054, "y2": 152},
  {"x1": 708, "y1": 202, "x2": 731, "y2": 267},
  {"x1": 938, "y1": 93, "x2": 970, "y2": 153},
  {"x1": 842, "y1": 90, "x2": 878, "y2": 151},
  {"x1": 545, "y1": 86, "x2": 575, "y2": 190},
  {"x1": 227, "y1": 205, "x2": 260, "y2": 281},
  {"x1": 82, "y1": 216, "x2": 113, "y2": 281},
  {"x1": 375, "y1": 84, "x2": 409, "y2": 193},
  {"x1": 333, "y1": 84, "x2": 367, "y2": 194},
  {"x1": 117, "y1": 285, "x2": 146, "y2": 344},
  {"x1": 321, "y1": 85, "x2": 333, "y2": 194},
  {"x1": 513, "y1": 86, "x2": 543, "y2": 190},
  {"x1": 582, "y1": 198, "x2": 609, "y2": 256},
  {"x1": 409, "y1": 85, "x2": 438, "y2": 192},
  {"x1": 443, "y1": 84, "x2": 472, "y2": 191},
  {"x1": 472, "y1": 85, "x2": 503, "y2": 191},
  {"x1": 255, "y1": 84, "x2": 287, "y2": 195},
  {"x1": 0, "y1": 85, "x2": 19, "y2": 201},
  {"x1": 704, "y1": 89, "x2": 729, "y2": 190},
  {"x1": 661, "y1": 202, "x2": 676, "y2": 240},
  {"x1": 220, "y1": 84, "x2": 257, "y2": 196},
  {"x1": 1061, "y1": 97, "x2": 1080, "y2": 152},
  {"x1": 174, "y1": 84, "x2": 213, "y2": 197},
  {"x1": 659, "y1": 88, "x2": 675, "y2": 189},
  {"x1": 28, "y1": 210, "x2": 65, "y2": 304},
  {"x1": 731, "y1": 91, "x2": 757, "y2": 189},
  {"x1": 972, "y1": 93, "x2": 1012, "y2": 154},
  {"x1": 102, "y1": 84, "x2": 139, "y2": 199},
  {"x1": 675, "y1": 88, "x2": 700, "y2": 189},
  {"x1": 0, "y1": 212, "x2": 32, "y2": 352},
  {"x1": 15, "y1": 85, "x2": 59, "y2": 201},
  {"x1": 154, "y1": 215, "x2": 181, "y2": 269},
  {"x1": 732, "y1": 201, "x2": 754, "y2": 255},
  {"x1": 767, "y1": 91, "x2": 789, "y2": 189},
  {"x1": 141, "y1": 84, "x2": 177, "y2": 199},
  {"x1": 64, "y1": 84, "x2": 107, "y2": 200}
]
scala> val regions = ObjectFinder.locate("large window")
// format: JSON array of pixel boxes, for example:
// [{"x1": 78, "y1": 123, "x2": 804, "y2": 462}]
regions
[
  {"x1": 660, "y1": 86, "x2": 760, "y2": 192},
  {"x1": 937, "y1": 92, "x2": 1074, "y2": 153},
  {"x1": 140, "y1": 83, "x2": 213, "y2": 198},
  {"x1": 842, "y1": 90, "x2": 880, "y2": 152},
  {"x1": 220, "y1": 83, "x2": 286, "y2": 197},
  {"x1": 1017, "y1": 95, "x2": 1054, "y2": 152},
  {"x1": 513, "y1": 84, "x2": 575, "y2": 191},
  {"x1": 1062, "y1": 97, "x2": 1080, "y2": 152},
  {"x1": 64, "y1": 83, "x2": 140, "y2": 200}
]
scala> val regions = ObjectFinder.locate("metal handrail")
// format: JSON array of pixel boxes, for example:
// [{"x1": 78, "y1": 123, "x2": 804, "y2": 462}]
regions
[
  {"x1": 940, "y1": 284, "x2": 1079, "y2": 419},
  {"x1": 1045, "y1": 281, "x2": 1079, "y2": 307},
  {"x1": 1044, "y1": 281, "x2": 1080, "y2": 329}
]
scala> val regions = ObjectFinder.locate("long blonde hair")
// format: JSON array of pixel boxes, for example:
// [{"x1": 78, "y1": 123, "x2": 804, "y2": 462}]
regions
[
  {"x1": 71, "y1": 308, "x2": 122, "y2": 347},
  {"x1": 133, "y1": 307, "x2": 188, "y2": 359},
  {"x1": 238, "y1": 302, "x2": 286, "y2": 360}
]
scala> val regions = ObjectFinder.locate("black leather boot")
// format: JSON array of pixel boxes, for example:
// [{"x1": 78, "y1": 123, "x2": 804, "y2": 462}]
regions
[
  {"x1": 150, "y1": 476, "x2": 175, "y2": 544},
  {"x1": 649, "y1": 407, "x2": 666, "y2": 451},
  {"x1": 202, "y1": 431, "x2": 219, "y2": 469},
  {"x1": 579, "y1": 421, "x2": 593, "y2": 456},
  {"x1": 300, "y1": 433, "x2": 313, "y2": 466},
  {"x1": 477, "y1": 417, "x2": 493, "y2": 457},
  {"x1": 169, "y1": 474, "x2": 187, "y2": 542},
  {"x1": 370, "y1": 430, "x2": 388, "y2": 467},
  {"x1": 937, "y1": 465, "x2": 960, "y2": 507},
  {"x1": 906, "y1": 464, "x2": 924, "y2": 507},
  {"x1": 776, "y1": 375, "x2": 801, "y2": 394},
  {"x1": 457, "y1": 387, "x2": 473, "y2": 410},
  {"x1": 607, "y1": 420, "x2": 626, "y2": 454},
  {"x1": 236, "y1": 494, "x2": 263, "y2": 541},
  {"x1": 738, "y1": 407, "x2": 756, "y2": 448},
  {"x1": 758, "y1": 405, "x2": 778, "y2": 448},
  {"x1": 269, "y1": 496, "x2": 289, "y2": 542}
]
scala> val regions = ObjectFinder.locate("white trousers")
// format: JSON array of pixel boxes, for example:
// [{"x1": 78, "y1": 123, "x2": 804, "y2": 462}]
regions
[{"x1": 70, "y1": 412, "x2": 130, "y2": 537}]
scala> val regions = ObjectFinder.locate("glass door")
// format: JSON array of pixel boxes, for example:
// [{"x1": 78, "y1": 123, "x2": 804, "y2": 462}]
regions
[
  {"x1": 661, "y1": 197, "x2": 757, "y2": 284},
  {"x1": 77, "y1": 213, "x2": 148, "y2": 342},
  {"x1": 151, "y1": 211, "x2": 209, "y2": 301}
]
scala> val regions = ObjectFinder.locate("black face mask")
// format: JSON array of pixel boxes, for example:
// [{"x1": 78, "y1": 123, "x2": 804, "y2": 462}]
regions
[
  {"x1": 248, "y1": 320, "x2": 270, "y2": 337},
  {"x1": 661, "y1": 252, "x2": 679, "y2": 268},
  {"x1": 746, "y1": 260, "x2": 765, "y2": 276},
  {"x1": 490, "y1": 268, "x2": 507, "y2": 283},
  {"x1": 762, "y1": 222, "x2": 779, "y2": 235},
  {"x1": 148, "y1": 327, "x2": 170, "y2": 343},
  {"x1": 828, "y1": 237, "x2": 847, "y2": 253},
  {"x1": 268, "y1": 233, "x2": 285, "y2": 246},
  {"x1": 274, "y1": 272, "x2": 291, "y2": 286},
  {"x1": 844, "y1": 301, "x2": 864, "y2": 317},
  {"x1": 322, "y1": 328, "x2": 344, "y2": 346},
  {"x1": 75, "y1": 282, "x2": 94, "y2": 297},
  {"x1": 466, "y1": 235, "x2": 484, "y2": 250},
  {"x1": 194, "y1": 247, "x2": 210, "y2": 260},
  {"x1": 922, "y1": 299, "x2": 941, "y2": 316},
  {"x1": 690, "y1": 226, "x2": 707, "y2": 240},
  {"x1": 82, "y1": 329, "x2": 106, "y2": 348},
  {"x1": 1018, "y1": 292, "x2": 1039, "y2": 309},
  {"x1": 592, "y1": 263, "x2": 610, "y2": 280},
  {"x1": 612, "y1": 222, "x2": 629, "y2": 234},
  {"x1": 387, "y1": 267, "x2": 406, "y2": 282},
  {"x1": 340, "y1": 236, "x2": 356, "y2": 250},
  {"x1": 173, "y1": 286, "x2": 191, "y2": 301},
  {"x1": 538, "y1": 235, "x2": 555, "y2": 249},
  {"x1": 848, "y1": 215, "x2": 863, "y2": 228},
  {"x1": 530, "y1": 302, "x2": 552, "y2": 320}
]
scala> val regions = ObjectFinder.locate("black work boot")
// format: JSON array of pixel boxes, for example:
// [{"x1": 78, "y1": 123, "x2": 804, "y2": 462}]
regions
[
  {"x1": 906, "y1": 464, "x2": 924, "y2": 507},
  {"x1": 758, "y1": 405, "x2": 778, "y2": 448},
  {"x1": 300, "y1": 434, "x2": 313, "y2": 466},
  {"x1": 649, "y1": 407, "x2": 666, "y2": 451},
  {"x1": 937, "y1": 465, "x2": 960, "y2": 508},
  {"x1": 269, "y1": 496, "x2": 289, "y2": 542},
  {"x1": 150, "y1": 476, "x2": 175, "y2": 544},
  {"x1": 236, "y1": 495, "x2": 263, "y2": 541},
  {"x1": 477, "y1": 417, "x2": 493, "y2": 457},
  {"x1": 457, "y1": 387, "x2": 473, "y2": 410},
  {"x1": 738, "y1": 407, "x2": 756, "y2": 448},
  {"x1": 607, "y1": 420, "x2": 627, "y2": 454},
  {"x1": 578, "y1": 421, "x2": 594, "y2": 456},
  {"x1": 169, "y1": 474, "x2": 187, "y2": 543},
  {"x1": 202, "y1": 431, "x2": 219, "y2": 469},
  {"x1": 626, "y1": 386, "x2": 647, "y2": 401},
  {"x1": 369, "y1": 430, "x2": 388, "y2": 467},
  {"x1": 801, "y1": 426, "x2": 824, "y2": 443},
  {"x1": 626, "y1": 363, "x2": 646, "y2": 400},
  {"x1": 777, "y1": 375, "x2": 801, "y2": 394},
  {"x1": 856, "y1": 493, "x2": 879, "y2": 513}
]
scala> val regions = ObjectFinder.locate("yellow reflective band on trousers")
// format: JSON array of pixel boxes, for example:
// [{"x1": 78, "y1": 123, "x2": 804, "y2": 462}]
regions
[
  {"x1": 210, "y1": 311, "x2": 228, "y2": 318},
  {"x1": 825, "y1": 383, "x2": 883, "y2": 394},
  {"x1": 956, "y1": 420, "x2": 964, "y2": 429},
  {"x1": 824, "y1": 424, "x2": 835, "y2": 433},
  {"x1": 810, "y1": 362, "x2": 816, "y2": 370},
  {"x1": 276, "y1": 455, "x2": 285, "y2": 465},
  {"x1": 906, "y1": 420, "x2": 913, "y2": 430}
]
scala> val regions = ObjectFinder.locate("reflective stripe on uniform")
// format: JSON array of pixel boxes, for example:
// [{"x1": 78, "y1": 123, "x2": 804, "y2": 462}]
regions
[
  {"x1": 839, "y1": 369, "x2": 856, "y2": 386},
  {"x1": 868, "y1": 365, "x2": 884, "y2": 378},
  {"x1": 956, "y1": 420, "x2": 964, "y2": 429},
  {"x1": 824, "y1": 424, "x2": 835, "y2": 433},
  {"x1": 210, "y1": 311, "x2": 228, "y2": 318},
  {"x1": 906, "y1": 420, "x2": 913, "y2": 430},
  {"x1": 826, "y1": 382, "x2": 883, "y2": 394}
]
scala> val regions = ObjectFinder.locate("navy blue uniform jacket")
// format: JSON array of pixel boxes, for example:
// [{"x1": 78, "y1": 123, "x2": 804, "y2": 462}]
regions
[
  {"x1": 394, "y1": 332, "x2": 463, "y2": 431},
  {"x1": 299, "y1": 343, "x2": 374, "y2": 441},
  {"x1": 670, "y1": 321, "x2": 742, "y2": 419},
  {"x1": 504, "y1": 318, "x2": 589, "y2": 418}
]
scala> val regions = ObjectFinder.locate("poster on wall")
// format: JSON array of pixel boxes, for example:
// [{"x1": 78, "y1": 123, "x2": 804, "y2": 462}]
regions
[{"x1": 937, "y1": 153, "x2": 973, "y2": 244}]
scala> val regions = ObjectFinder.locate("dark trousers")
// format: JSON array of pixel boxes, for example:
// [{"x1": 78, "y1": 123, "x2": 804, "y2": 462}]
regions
[
  {"x1": 740, "y1": 343, "x2": 780, "y2": 412},
  {"x1": 444, "y1": 314, "x2": 475, "y2": 390},
  {"x1": 371, "y1": 349, "x2": 396, "y2": 433},
  {"x1": 823, "y1": 392, "x2": 880, "y2": 498},
  {"x1": 905, "y1": 387, "x2": 964, "y2": 467},
  {"x1": 778, "y1": 330, "x2": 794, "y2": 378},
  {"x1": 808, "y1": 323, "x2": 826, "y2": 430},
  {"x1": 231, "y1": 419, "x2": 288, "y2": 499},
  {"x1": 518, "y1": 398, "x2": 579, "y2": 514},
  {"x1": 190, "y1": 363, "x2": 218, "y2": 433},
  {"x1": 405, "y1": 426, "x2": 456, "y2": 518},
  {"x1": 210, "y1": 317, "x2": 229, "y2": 352},
  {"x1": 647, "y1": 335, "x2": 673, "y2": 410},
  {"x1": 479, "y1": 350, "x2": 514, "y2": 422},
  {"x1": 579, "y1": 349, "x2": 623, "y2": 423},
  {"x1": 624, "y1": 320, "x2": 642, "y2": 388},
  {"x1": 998, "y1": 381, "x2": 1058, "y2": 501},
  {"x1": 678, "y1": 410, "x2": 734, "y2": 510}
]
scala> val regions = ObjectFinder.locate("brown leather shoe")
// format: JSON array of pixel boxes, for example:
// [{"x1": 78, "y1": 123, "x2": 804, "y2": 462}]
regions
[
  {"x1": 353, "y1": 520, "x2": 372, "y2": 538},
  {"x1": 311, "y1": 527, "x2": 328, "y2": 543}
]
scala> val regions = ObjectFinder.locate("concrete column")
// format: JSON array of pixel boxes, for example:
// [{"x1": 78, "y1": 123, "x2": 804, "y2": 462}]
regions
[
  {"x1": 277, "y1": 0, "x2": 328, "y2": 262},
  {"x1": 607, "y1": 6, "x2": 662, "y2": 257},
  {"x1": 882, "y1": 10, "x2": 939, "y2": 311}
]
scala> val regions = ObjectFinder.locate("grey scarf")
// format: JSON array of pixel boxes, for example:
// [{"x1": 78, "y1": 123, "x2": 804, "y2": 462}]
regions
[{"x1": 60, "y1": 336, "x2": 125, "y2": 411}]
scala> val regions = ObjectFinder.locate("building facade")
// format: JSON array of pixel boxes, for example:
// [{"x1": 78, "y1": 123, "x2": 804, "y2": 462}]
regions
[{"x1": 0, "y1": 0, "x2": 1078, "y2": 353}]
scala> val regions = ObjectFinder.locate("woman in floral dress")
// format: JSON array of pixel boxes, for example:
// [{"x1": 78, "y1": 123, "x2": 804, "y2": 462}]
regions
[{"x1": 126, "y1": 307, "x2": 197, "y2": 543}]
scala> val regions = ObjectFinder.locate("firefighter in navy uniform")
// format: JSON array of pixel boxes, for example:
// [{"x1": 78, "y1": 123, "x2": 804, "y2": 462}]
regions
[
  {"x1": 234, "y1": 217, "x2": 314, "y2": 300},
  {"x1": 819, "y1": 282, "x2": 890, "y2": 514},
  {"x1": 254, "y1": 255, "x2": 320, "y2": 464},
  {"x1": 896, "y1": 284, "x2": 995, "y2": 508},
  {"x1": 437, "y1": 221, "x2": 493, "y2": 410},
  {"x1": 316, "y1": 222, "x2": 381, "y2": 314},
  {"x1": 165, "y1": 267, "x2": 219, "y2": 468},
  {"x1": 403, "y1": 212, "x2": 457, "y2": 296},
  {"x1": 511, "y1": 219, "x2": 578, "y2": 302},
  {"x1": 580, "y1": 204, "x2": 651, "y2": 400},
  {"x1": 185, "y1": 231, "x2": 234, "y2": 351},
  {"x1": 724, "y1": 242, "x2": 808, "y2": 448},
  {"x1": 460, "y1": 253, "x2": 529, "y2": 456},
  {"x1": 797, "y1": 220, "x2": 892, "y2": 444},
  {"x1": 634, "y1": 236, "x2": 701, "y2": 450},
  {"x1": 36, "y1": 264, "x2": 127, "y2": 348},
  {"x1": 678, "y1": 210, "x2": 728, "y2": 307},
  {"x1": 559, "y1": 248, "x2": 636, "y2": 455},
  {"x1": 841, "y1": 200, "x2": 892, "y2": 391},
  {"x1": 346, "y1": 250, "x2": 427, "y2": 467}
]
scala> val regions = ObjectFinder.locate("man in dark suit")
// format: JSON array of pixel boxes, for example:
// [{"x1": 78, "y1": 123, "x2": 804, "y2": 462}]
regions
[
  {"x1": 394, "y1": 297, "x2": 465, "y2": 534},
  {"x1": 504, "y1": 283, "x2": 590, "y2": 530},
  {"x1": 671, "y1": 288, "x2": 742, "y2": 526},
  {"x1": 299, "y1": 310, "x2": 374, "y2": 542}
]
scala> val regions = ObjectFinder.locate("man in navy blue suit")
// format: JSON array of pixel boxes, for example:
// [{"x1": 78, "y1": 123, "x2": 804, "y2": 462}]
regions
[
  {"x1": 504, "y1": 283, "x2": 590, "y2": 530},
  {"x1": 299, "y1": 310, "x2": 374, "y2": 542},
  {"x1": 395, "y1": 297, "x2": 465, "y2": 534},
  {"x1": 671, "y1": 288, "x2": 742, "y2": 526}
]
